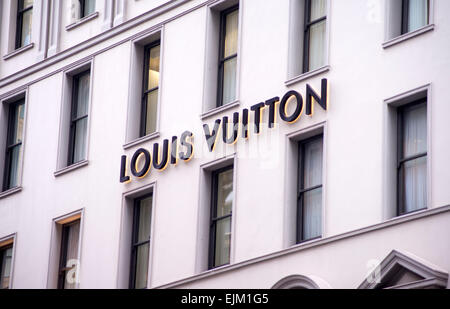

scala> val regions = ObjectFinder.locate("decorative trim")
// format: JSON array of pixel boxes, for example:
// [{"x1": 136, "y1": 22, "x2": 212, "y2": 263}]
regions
[
  {"x1": 123, "y1": 132, "x2": 161, "y2": 150},
  {"x1": 285, "y1": 65, "x2": 330, "y2": 87},
  {"x1": 54, "y1": 160, "x2": 89, "y2": 177},
  {"x1": 156, "y1": 205, "x2": 450, "y2": 288},
  {"x1": 200, "y1": 100, "x2": 240, "y2": 120},
  {"x1": 3, "y1": 43, "x2": 34, "y2": 61},
  {"x1": 359, "y1": 249, "x2": 449, "y2": 289},
  {"x1": 65, "y1": 12, "x2": 99, "y2": 31},
  {"x1": 271, "y1": 275, "x2": 322, "y2": 289},
  {"x1": 382, "y1": 24, "x2": 435, "y2": 49},
  {"x1": 0, "y1": 186, "x2": 23, "y2": 200}
]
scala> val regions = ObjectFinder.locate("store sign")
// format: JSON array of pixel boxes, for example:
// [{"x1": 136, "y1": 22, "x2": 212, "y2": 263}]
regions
[{"x1": 120, "y1": 78, "x2": 328, "y2": 183}]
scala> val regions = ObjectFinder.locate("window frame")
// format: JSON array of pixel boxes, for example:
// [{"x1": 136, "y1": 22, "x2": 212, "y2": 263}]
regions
[
  {"x1": 401, "y1": 0, "x2": 430, "y2": 35},
  {"x1": 0, "y1": 244, "x2": 13, "y2": 289},
  {"x1": 216, "y1": 5, "x2": 239, "y2": 108},
  {"x1": 140, "y1": 41, "x2": 161, "y2": 138},
  {"x1": 129, "y1": 193, "x2": 153, "y2": 289},
  {"x1": 57, "y1": 219, "x2": 81, "y2": 289},
  {"x1": 208, "y1": 165, "x2": 234, "y2": 270},
  {"x1": 79, "y1": 0, "x2": 94, "y2": 19},
  {"x1": 396, "y1": 99, "x2": 428, "y2": 216},
  {"x1": 15, "y1": 0, "x2": 33, "y2": 49},
  {"x1": 297, "y1": 134, "x2": 323, "y2": 243},
  {"x1": 302, "y1": 0, "x2": 327, "y2": 74},
  {"x1": 67, "y1": 70, "x2": 90, "y2": 166},
  {"x1": 3, "y1": 100, "x2": 25, "y2": 192}
]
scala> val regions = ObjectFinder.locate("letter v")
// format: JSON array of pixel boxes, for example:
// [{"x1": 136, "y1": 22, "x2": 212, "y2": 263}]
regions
[{"x1": 203, "y1": 119, "x2": 221, "y2": 152}]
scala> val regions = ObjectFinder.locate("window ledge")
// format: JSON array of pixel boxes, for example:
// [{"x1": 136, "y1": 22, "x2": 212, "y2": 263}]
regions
[
  {"x1": 382, "y1": 24, "x2": 435, "y2": 49},
  {"x1": 54, "y1": 160, "x2": 89, "y2": 177},
  {"x1": 66, "y1": 12, "x2": 99, "y2": 31},
  {"x1": 285, "y1": 65, "x2": 330, "y2": 87},
  {"x1": 123, "y1": 132, "x2": 161, "y2": 150},
  {"x1": 3, "y1": 43, "x2": 34, "y2": 61},
  {"x1": 201, "y1": 100, "x2": 240, "y2": 120},
  {"x1": 0, "y1": 186, "x2": 23, "y2": 200}
]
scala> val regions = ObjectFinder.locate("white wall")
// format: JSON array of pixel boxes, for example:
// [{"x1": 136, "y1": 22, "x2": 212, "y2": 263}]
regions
[{"x1": 0, "y1": 0, "x2": 449, "y2": 288}]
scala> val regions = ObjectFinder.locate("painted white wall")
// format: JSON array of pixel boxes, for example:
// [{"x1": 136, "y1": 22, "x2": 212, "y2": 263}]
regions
[{"x1": 0, "y1": 0, "x2": 449, "y2": 288}]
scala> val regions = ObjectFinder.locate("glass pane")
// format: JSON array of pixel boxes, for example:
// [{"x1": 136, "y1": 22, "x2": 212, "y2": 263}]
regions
[
  {"x1": 302, "y1": 137, "x2": 323, "y2": 189},
  {"x1": 308, "y1": 20, "x2": 326, "y2": 71},
  {"x1": 134, "y1": 243, "x2": 149, "y2": 289},
  {"x1": 224, "y1": 9, "x2": 239, "y2": 58},
  {"x1": 222, "y1": 57, "x2": 237, "y2": 105},
  {"x1": 10, "y1": 103, "x2": 25, "y2": 145},
  {"x1": 73, "y1": 118, "x2": 88, "y2": 163},
  {"x1": 7, "y1": 146, "x2": 21, "y2": 189},
  {"x1": 84, "y1": 0, "x2": 96, "y2": 16},
  {"x1": 147, "y1": 45, "x2": 160, "y2": 90},
  {"x1": 214, "y1": 217, "x2": 231, "y2": 267},
  {"x1": 302, "y1": 187, "x2": 322, "y2": 240},
  {"x1": 408, "y1": 0, "x2": 428, "y2": 32},
  {"x1": 145, "y1": 90, "x2": 158, "y2": 135},
  {"x1": 402, "y1": 103, "x2": 427, "y2": 158},
  {"x1": 137, "y1": 196, "x2": 152, "y2": 244},
  {"x1": 23, "y1": 0, "x2": 34, "y2": 9},
  {"x1": 1, "y1": 248, "x2": 13, "y2": 289},
  {"x1": 75, "y1": 73, "x2": 90, "y2": 118},
  {"x1": 216, "y1": 168, "x2": 233, "y2": 217},
  {"x1": 64, "y1": 221, "x2": 80, "y2": 290},
  {"x1": 310, "y1": 0, "x2": 327, "y2": 20},
  {"x1": 401, "y1": 157, "x2": 427, "y2": 213},
  {"x1": 21, "y1": 10, "x2": 33, "y2": 47}
]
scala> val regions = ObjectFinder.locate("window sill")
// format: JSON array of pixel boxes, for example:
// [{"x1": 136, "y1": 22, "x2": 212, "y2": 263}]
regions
[
  {"x1": 285, "y1": 65, "x2": 330, "y2": 87},
  {"x1": 66, "y1": 12, "x2": 99, "y2": 31},
  {"x1": 3, "y1": 43, "x2": 34, "y2": 61},
  {"x1": 201, "y1": 100, "x2": 240, "y2": 120},
  {"x1": 382, "y1": 24, "x2": 435, "y2": 49},
  {"x1": 0, "y1": 186, "x2": 22, "y2": 200},
  {"x1": 123, "y1": 132, "x2": 161, "y2": 150},
  {"x1": 54, "y1": 160, "x2": 89, "y2": 177}
]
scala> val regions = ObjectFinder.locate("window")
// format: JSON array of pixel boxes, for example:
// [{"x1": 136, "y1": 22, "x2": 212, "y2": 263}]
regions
[
  {"x1": 129, "y1": 195, "x2": 152, "y2": 289},
  {"x1": 3, "y1": 100, "x2": 25, "y2": 192},
  {"x1": 209, "y1": 165, "x2": 233, "y2": 269},
  {"x1": 140, "y1": 42, "x2": 160, "y2": 137},
  {"x1": 0, "y1": 244, "x2": 13, "y2": 289},
  {"x1": 297, "y1": 135, "x2": 323, "y2": 243},
  {"x1": 79, "y1": 0, "x2": 95, "y2": 18},
  {"x1": 15, "y1": 0, "x2": 33, "y2": 49},
  {"x1": 57, "y1": 220, "x2": 80, "y2": 289},
  {"x1": 397, "y1": 101, "x2": 427, "y2": 215},
  {"x1": 402, "y1": 0, "x2": 429, "y2": 34},
  {"x1": 68, "y1": 70, "x2": 90, "y2": 166},
  {"x1": 217, "y1": 6, "x2": 239, "y2": 107},
  {"x1": 303, "y1": 0, "x2": 327, "y2": 73}
]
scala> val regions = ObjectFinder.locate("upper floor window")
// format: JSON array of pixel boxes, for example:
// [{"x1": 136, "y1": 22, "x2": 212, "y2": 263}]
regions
[
  {"x1": 297, "y1": 135, "x2": 323, "y2": 243},
  {"x1": 397, "y1": 101, "x2": 427, "y2": 215},
  {"x1": 68, "y1": 70, "x2": 90, "y2": 166},
  {"x1": 0, "y1": 244, "x2": 13, "y2": 289},
  {"x1": 217, "y1": 6, "x2": 239, "y2": 108},
  {"x1": 209, "y1": 165, "x2": 234, "y2": 269},
  {"x1": 402, "y1": 0, "x2": 429, "y2": 34},
  {"x1": 79, "y1": 0, "x2": 96, "y2": 18},
  {"x1": 129, "y1": 195, "x2": 153, "y2": 289},
  {"x1": 140, "y1": 42, "x2": 160, "y2": 137},
  {"x1": 3, "y1": 100, "x2": 25, "y2": 192},
  {"x1": 303, "y1": 0, "x2": 327, "y2": 73},
  {"x1": 16, "y1": 0, "x2": 33, "y2": 49}
]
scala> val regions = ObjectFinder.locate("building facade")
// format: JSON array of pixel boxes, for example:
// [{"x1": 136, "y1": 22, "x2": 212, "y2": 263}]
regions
[{"x1": 0, "y1": 0, "x2": 449, "y2": 289}]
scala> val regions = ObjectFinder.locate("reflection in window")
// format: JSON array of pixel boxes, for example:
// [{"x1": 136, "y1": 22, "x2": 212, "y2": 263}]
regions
[
  {"x1": 402, "y1": 0, "x2": 429, "y2": 34},
  {"x1": 209, "y1": 166, "x2": 233, "y2": 269},
  {"x1": 0, "y1": 245, "x2": 13, "y2": 289},
  {"x1": 16, "y1": 0, "x2": 33, "y2": 49},
  {"x1": 303, "y1": 0, "x2": 327, "y2": 72},
  {"x1": 141, "y1": 42, "x2": 160, "y2": 137}
]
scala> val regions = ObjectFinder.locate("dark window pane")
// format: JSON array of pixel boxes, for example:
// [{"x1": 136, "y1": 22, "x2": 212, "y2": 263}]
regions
[
  {"x1": 302, "y1": 137, "x2": 323, "y2": 189},
  {"x1": 20, "y1": 10, "x2": 33, "y2": 47},
  {"x1": 75, "y1": 73, "x2": 90, "y2": 118},
  {"x1": 7, "y1": 146, "x2": 21, "y2": 189},
  {"x1": 137, "y1": 197, "x2": 152, "y2": 244},
  {"x1": 73, "y1": 117, "x2": 88, "y2": 164},
  {"x1": 302, "y1": 187, "x2": 322, "y2": 240},
  {"x1": 216, "y1": 168, "x2": 233, "y2": 218},
  {"x1": 1, "y1": 247, "x2": 13, "y2": 289}
]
